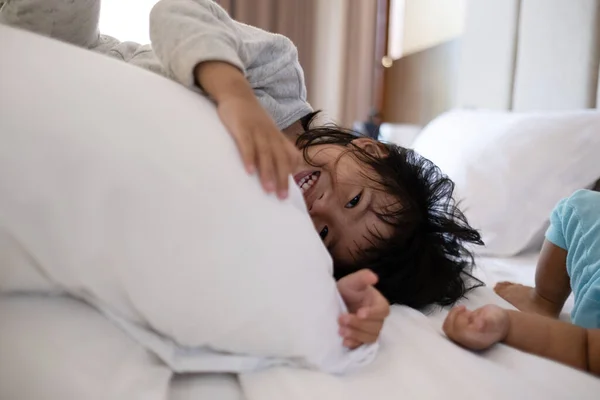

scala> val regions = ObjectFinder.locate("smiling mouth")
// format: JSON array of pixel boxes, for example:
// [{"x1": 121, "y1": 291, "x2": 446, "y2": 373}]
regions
[{"x1": 295, "y1": 171, "x2": 321, "y2": 196}]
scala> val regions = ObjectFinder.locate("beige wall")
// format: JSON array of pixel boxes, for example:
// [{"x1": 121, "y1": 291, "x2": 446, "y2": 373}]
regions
[
  {"x1": 390, "y1": 0, "x2": 466, "y2": 57},
  {"x1": 383, "y1": 39, "x2": 461, "y2": 125},
  {"x1": 383, "y1": 0, "x2": 466, "y2": 125}
]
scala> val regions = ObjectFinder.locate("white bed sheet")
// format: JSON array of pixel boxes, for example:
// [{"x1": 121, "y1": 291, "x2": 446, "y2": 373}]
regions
[
  {"x1": 0, "y1": 294, "x2": 248, "y2": 400},
  {"x1": 3, "y1": 255, "x2": 596, "y2": 400},
  {"x1": 475, "y1": 252, "x2": 540, "y2": 287},
  {"x1": 149, "y1": 252, "x2": 588, "y2": 400},
  {"x1": 0, "y1": 295, "x2": 173, "y2": 400},
  {"x1": 238, "y1": 255, "x2": 599, "y2": 400}
]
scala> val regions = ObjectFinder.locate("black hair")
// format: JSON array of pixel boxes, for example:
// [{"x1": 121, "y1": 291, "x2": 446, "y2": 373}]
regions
[
  {"x1": 300, "y1": 110, "x2": 322, "y2": 132},
  {"x1": 295, "y1": 124, "x2": 484, "y2": 310}
]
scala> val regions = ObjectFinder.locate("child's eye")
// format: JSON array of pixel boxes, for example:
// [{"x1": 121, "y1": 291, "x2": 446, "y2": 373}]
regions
[
  {"x1": 319, "y1": 226, "x2": 329, "y2": 240},
  {"x1": 345, "y1": 192, "x2": 362, "y2": 209}
]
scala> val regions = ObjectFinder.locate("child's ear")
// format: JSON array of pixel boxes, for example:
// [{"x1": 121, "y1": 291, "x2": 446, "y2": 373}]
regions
[{"x1": 351, "y1": 138, "x2": 388, "y2": 157}]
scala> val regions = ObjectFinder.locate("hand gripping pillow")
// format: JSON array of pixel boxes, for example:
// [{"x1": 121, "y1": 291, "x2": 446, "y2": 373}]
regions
[{"x1": 0, "y1": 26, "x2": 376, "y2": 373}]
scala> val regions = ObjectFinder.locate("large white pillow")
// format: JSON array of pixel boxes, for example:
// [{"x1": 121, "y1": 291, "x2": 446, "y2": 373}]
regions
[
  {"x1": 0, "y1": 295, "x2": 172, "y2": 400},
  {"x1": 0, "y1": 26, "x2": 376, "y2": 373},
  {"x1": 413, "y1": 109, "x2": 600, "y2": 256}
]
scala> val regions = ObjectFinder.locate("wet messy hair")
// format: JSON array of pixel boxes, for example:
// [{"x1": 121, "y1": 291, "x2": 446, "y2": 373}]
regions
[{"x1": 296, "y1": 122, "x2": 484, "y2": 310}]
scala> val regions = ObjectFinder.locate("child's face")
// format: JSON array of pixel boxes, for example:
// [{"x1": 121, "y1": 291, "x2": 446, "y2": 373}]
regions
[{"x1": 293, "y1": 138, "x2": 397, "y2": 264}]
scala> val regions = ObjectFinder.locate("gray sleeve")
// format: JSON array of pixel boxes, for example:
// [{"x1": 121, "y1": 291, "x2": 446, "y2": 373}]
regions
[
  {"x1": 149, "y1": 0, "x2": 313, "y2": 129},
  {"x1": 0, "y1": 0, "x2": 100, "y2": 48},
  {"x1": 149, "y1": 0, "x2": 246, "y2": 88}
]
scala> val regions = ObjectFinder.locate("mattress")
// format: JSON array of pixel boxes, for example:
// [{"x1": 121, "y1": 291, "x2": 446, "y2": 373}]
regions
[{"x1": 1, "y1": 254, "x2": 596, "y2": 400}]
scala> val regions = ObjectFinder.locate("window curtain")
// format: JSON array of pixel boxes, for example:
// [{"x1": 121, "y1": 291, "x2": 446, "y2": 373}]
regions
[{"x1": 340, "y1": 0, "x2": 379, "y2": 127}]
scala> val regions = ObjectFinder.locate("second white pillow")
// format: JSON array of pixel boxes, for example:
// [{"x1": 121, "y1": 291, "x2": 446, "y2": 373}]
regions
[{"x1": 413, "y1": 109, "x2": 600, "y2": 256}]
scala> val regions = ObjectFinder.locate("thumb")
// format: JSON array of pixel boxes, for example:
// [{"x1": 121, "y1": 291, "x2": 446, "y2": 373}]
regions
[{"x1": 343, "y1": 269, "x2": 378, "y2": 292}]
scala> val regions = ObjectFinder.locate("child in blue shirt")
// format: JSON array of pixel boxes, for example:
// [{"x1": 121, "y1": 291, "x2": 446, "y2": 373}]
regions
[
  {"x1": 496, "y1": 189, "x2": 600, "y2": 328},
  {"x1": 444, "y1": 189, "x2": 600, "y2": 376}
]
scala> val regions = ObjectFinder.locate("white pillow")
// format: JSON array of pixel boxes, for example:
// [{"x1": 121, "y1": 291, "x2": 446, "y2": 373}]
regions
[
  {"x1": 0, "y1": 26, "x2": 376, "y2": 373},
  {"x1": 0, "y1": 295, "x2": 172, "y2": 400},
  {"x1": 413, "y1": 109, "x2": 600, "y2": 256}
]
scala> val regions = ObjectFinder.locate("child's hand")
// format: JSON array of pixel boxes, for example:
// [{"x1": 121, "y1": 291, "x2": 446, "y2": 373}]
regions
[
  {"x1": 443, "y1": 304, "x2": 510, "y2": 350},
  {"x1": 337, "y1": 269, "x2": 390, "y2": 349},
  {"x1": 216, "y1": 95, "x2": 301, "y2": 199},
  {"x1": 194, "y1": 61, "x2": 301, "y2": 199}
]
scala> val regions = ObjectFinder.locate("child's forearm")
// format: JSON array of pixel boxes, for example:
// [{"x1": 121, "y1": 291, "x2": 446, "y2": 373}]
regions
[
  {"x1": 504, "y1": 310, "x2": 600, "y2": 375},
  {"x1": 534, "y1": 240, "x2": 571, "y2": 306},
  {"x1": 194, "y1": 61, "x2": 254, "y2": 104}
]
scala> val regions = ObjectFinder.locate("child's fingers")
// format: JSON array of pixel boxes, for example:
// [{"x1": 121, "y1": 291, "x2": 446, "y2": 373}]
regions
[
  {"x1": 443, "y1": 305, "x2": 466, "y2": 334},
  {"x1": 232, "y1": 128, "x2": 257, "y2": 175},
  {"x1": 339, "y1": 314, "x2": 382, "y2": 335},
  {"x1": 340, "y1": 308, "x2": 384, "y2": 324},
  {"x1": 472, "y1": 317, "x2": 486, "y2": 332},
  {"x1": 468, "y1": 309, "x2": 486, "y2": 331},
  {"x1": 447, "y1": 307, "x2": 474, "y2": 341},
  {"x1": 455, "y1": 310, "x2": 472, "y2": 332},
  {"x1": 357, "y1": 307, "x2": 370, "y2": 320},
  {"x1": 273, "y1": 141, "x2": 290, "y2": 199},
  {"x1": 356, "y1": 301, "x2": 389, "y2": 321},
  {"x1": 339, "y1": 326, "x2": 377, "y2": 345},
  {"x1": 343, "y1": 338, "x2": 362, "y2": 349},
  {"x1": 341, "y1": 269, "x2": 378, "y2": 293},
  {"x1": 254, "y1": 131, "x2": 276, "y2": 193}
]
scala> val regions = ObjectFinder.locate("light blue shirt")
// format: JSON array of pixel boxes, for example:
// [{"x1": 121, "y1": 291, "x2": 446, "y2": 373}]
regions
[{"x1": 545, "y1": 189, "x2": 600, "y2": 329}]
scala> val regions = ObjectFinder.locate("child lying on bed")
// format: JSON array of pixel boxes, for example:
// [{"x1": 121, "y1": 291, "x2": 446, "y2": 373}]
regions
[
  {"x1": 444, "y1": 189, "x2": 600, "y2": 376},
  {"x1": 1, "y1": 0, "x2": 484, "y2": 346}
]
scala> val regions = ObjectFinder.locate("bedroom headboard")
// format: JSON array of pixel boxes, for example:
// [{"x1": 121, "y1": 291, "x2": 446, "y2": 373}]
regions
[{"x1": 457, "y1": 0, "x2": 600, "y2": 111}]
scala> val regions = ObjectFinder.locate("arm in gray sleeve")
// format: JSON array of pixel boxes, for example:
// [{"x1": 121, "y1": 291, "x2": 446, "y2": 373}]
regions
[
  {"x1": 149, "y1": 0, "x2": 245, "y2": 88},
  {"x1": 150, "y1": 0, "x2": 312, "y2": 129}
]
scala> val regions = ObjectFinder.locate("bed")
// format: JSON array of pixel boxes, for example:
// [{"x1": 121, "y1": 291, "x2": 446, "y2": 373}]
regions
[
  {"x1": 2, "y1": 0, "x2": 600, "y2": 399},
  {"x1": 1, "y1": 259, "x2": 597, "y2": 400}
]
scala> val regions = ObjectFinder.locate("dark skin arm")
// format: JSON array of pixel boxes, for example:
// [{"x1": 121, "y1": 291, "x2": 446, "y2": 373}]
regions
[
  {"x1": 534, "y1": 240, "x2": 571, "y2": 310},
  {"x1": 443, "y1": 304, "x2": 600, "y2": 376},
  {"x1": 504, "y1": 310, "x2": 599, "y2": 373},
  {"x1": 494, "y1": 240, "x2": 571, "y2": 318}
]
